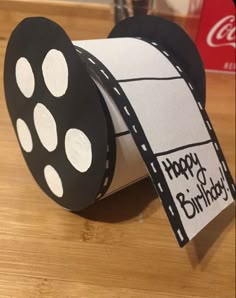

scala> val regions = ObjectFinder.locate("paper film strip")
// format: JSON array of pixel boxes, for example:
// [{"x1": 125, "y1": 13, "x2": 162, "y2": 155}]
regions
[{"x1": 74, "y1": 37, "x2": 235, "y2": 246}]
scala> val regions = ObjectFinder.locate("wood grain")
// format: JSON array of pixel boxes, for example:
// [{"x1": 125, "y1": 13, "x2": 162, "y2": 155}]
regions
[{"x1": 0, "y1": 1, "x2": 235, "y2": 297}]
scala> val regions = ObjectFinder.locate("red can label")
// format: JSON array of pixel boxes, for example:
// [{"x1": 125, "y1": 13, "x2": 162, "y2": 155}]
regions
[{"x1": 196, "y1": 0, "x2": 235, "y2": 72}]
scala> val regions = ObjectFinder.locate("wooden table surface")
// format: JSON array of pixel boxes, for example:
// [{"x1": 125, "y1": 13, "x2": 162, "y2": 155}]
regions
[{"x1": 0, "y1": 1, "x2": 235, "y2": 297}]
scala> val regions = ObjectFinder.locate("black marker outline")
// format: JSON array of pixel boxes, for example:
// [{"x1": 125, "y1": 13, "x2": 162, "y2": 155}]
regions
[
  {"x1": 118, "y1": 76, "x2": 181, "y2": 83},
  {"x1": 154, "y1": 139, "x2": 212, "y2": 157},
  {"x1": 115, "y1": 130, "x2": 130, "y2": 137}
]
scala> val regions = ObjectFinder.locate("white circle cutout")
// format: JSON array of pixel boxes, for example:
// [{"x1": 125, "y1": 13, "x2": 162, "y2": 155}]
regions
[
  {"x1": 42, "y1": 49, "x2": 68, "y2": 97},
  {"x1": 15, "y1": 57, "x2": 35, "y2": 98},
  {"x1": 34, "y1": 103, "x2": 58, "y2": 152},
  {"x1": 65, "y1": 129, "x2": 92, "y2": 173},
  {"x1": 44, "y1": 165, "x2": 63, "y2": 198},
  {"x1": 16, "y1": 119, "x2": 33, "y2": 153}
]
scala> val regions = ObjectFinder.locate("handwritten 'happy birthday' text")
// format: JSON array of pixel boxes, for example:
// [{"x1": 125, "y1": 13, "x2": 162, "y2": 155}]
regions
[{"x1": 162, "y1": 152, "x2": 229, "y2": 220}]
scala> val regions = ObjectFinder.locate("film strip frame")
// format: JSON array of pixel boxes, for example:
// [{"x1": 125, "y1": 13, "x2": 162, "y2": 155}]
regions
[{"x1": 74, "y1": 38, "x2": 235, "y2": 247}]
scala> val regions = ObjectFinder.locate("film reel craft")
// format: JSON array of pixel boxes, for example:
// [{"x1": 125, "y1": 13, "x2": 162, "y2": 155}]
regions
[{"x1": 4, "y1": 16, "x2": 235, "y2": 247}]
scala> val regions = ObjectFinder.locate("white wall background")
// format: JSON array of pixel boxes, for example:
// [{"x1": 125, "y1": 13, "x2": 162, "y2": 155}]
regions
[{"x1": 53, "y1": 0, "x2": 203, "y2": 16}]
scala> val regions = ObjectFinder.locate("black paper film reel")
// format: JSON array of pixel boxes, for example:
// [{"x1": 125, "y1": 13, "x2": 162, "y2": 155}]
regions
[
  {"x1": 4, "y1": 15, "x2": 207, "y2": 213},
  {"x1": 4, "y1": 17, "x2": 116, "y2": 211}
]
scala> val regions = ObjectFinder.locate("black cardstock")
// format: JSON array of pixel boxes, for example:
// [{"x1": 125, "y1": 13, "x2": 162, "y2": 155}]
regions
[{"x1": 4, "y1": 18, "x2": 109, "y2": 210}]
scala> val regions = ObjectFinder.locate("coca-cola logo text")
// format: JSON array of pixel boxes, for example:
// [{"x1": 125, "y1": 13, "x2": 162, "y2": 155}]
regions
[{"x1": 207, "y1": 15, "x2": 235, "y2": 48}]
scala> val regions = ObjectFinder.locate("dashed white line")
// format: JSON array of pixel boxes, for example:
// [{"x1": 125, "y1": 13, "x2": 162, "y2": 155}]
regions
[
  {"x1": 124, "y1": 106, "x2": 131, "y2": 116},
  {"x1": 132, "y1": 125, "x2": 138, "y2": 133},
  {"x1": 177, "y1": 229, "x2": 184, "y2": 242},
  {"x1": 162, "y1": 50, "x2": 169, "y2": 57},
  {"x1": 151, "y1": 42, "x2": 158, "y2": 46},
  {"x1": 104, "y1": 177, "x2": 109, "y2": 186},
  {"x1": 197, "y1": 102, "x2": 203, "y2": 110},
  {"x1": 141, "y1": 144, "x2": 147, "y2": 151},
  {"x1": 150, "y1": 162, "x2": 157, "y2": 173},
  {"x1": 100, "y1": 69, "x2": 109, "y2": 79},
  {"x1": 206, "y1": 120, "x2": 212, "y2": 130},
  {"x1": 176, "y1": 65, "x2": 182, "y2": 73},
  {"x1": 188, "y1": 82, "x2": 193, "y2": 90},
  {"x1": 113, "y1": 87, "x2": 121, "y2": 95},
  {"x1": 88, "y1": 58, "x2": 96, "y2": 64},
  {"x1": 158, "y1": 182, "x2": 163, "y2": 192},
  {"x1": 168, "y1": 205, "x2": 174, "y2": 216},
  {"x1": 222, "y1": 161, "x2": 227, "y2": 172},
  {"x1": 214, "y1": 142, "x2": 219, "y2": 151}
]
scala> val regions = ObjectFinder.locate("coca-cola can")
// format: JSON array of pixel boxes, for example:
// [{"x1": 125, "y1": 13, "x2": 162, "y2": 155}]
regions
[{"x1": 196, "y1": 0, "x2": 235, "y2": 72}]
